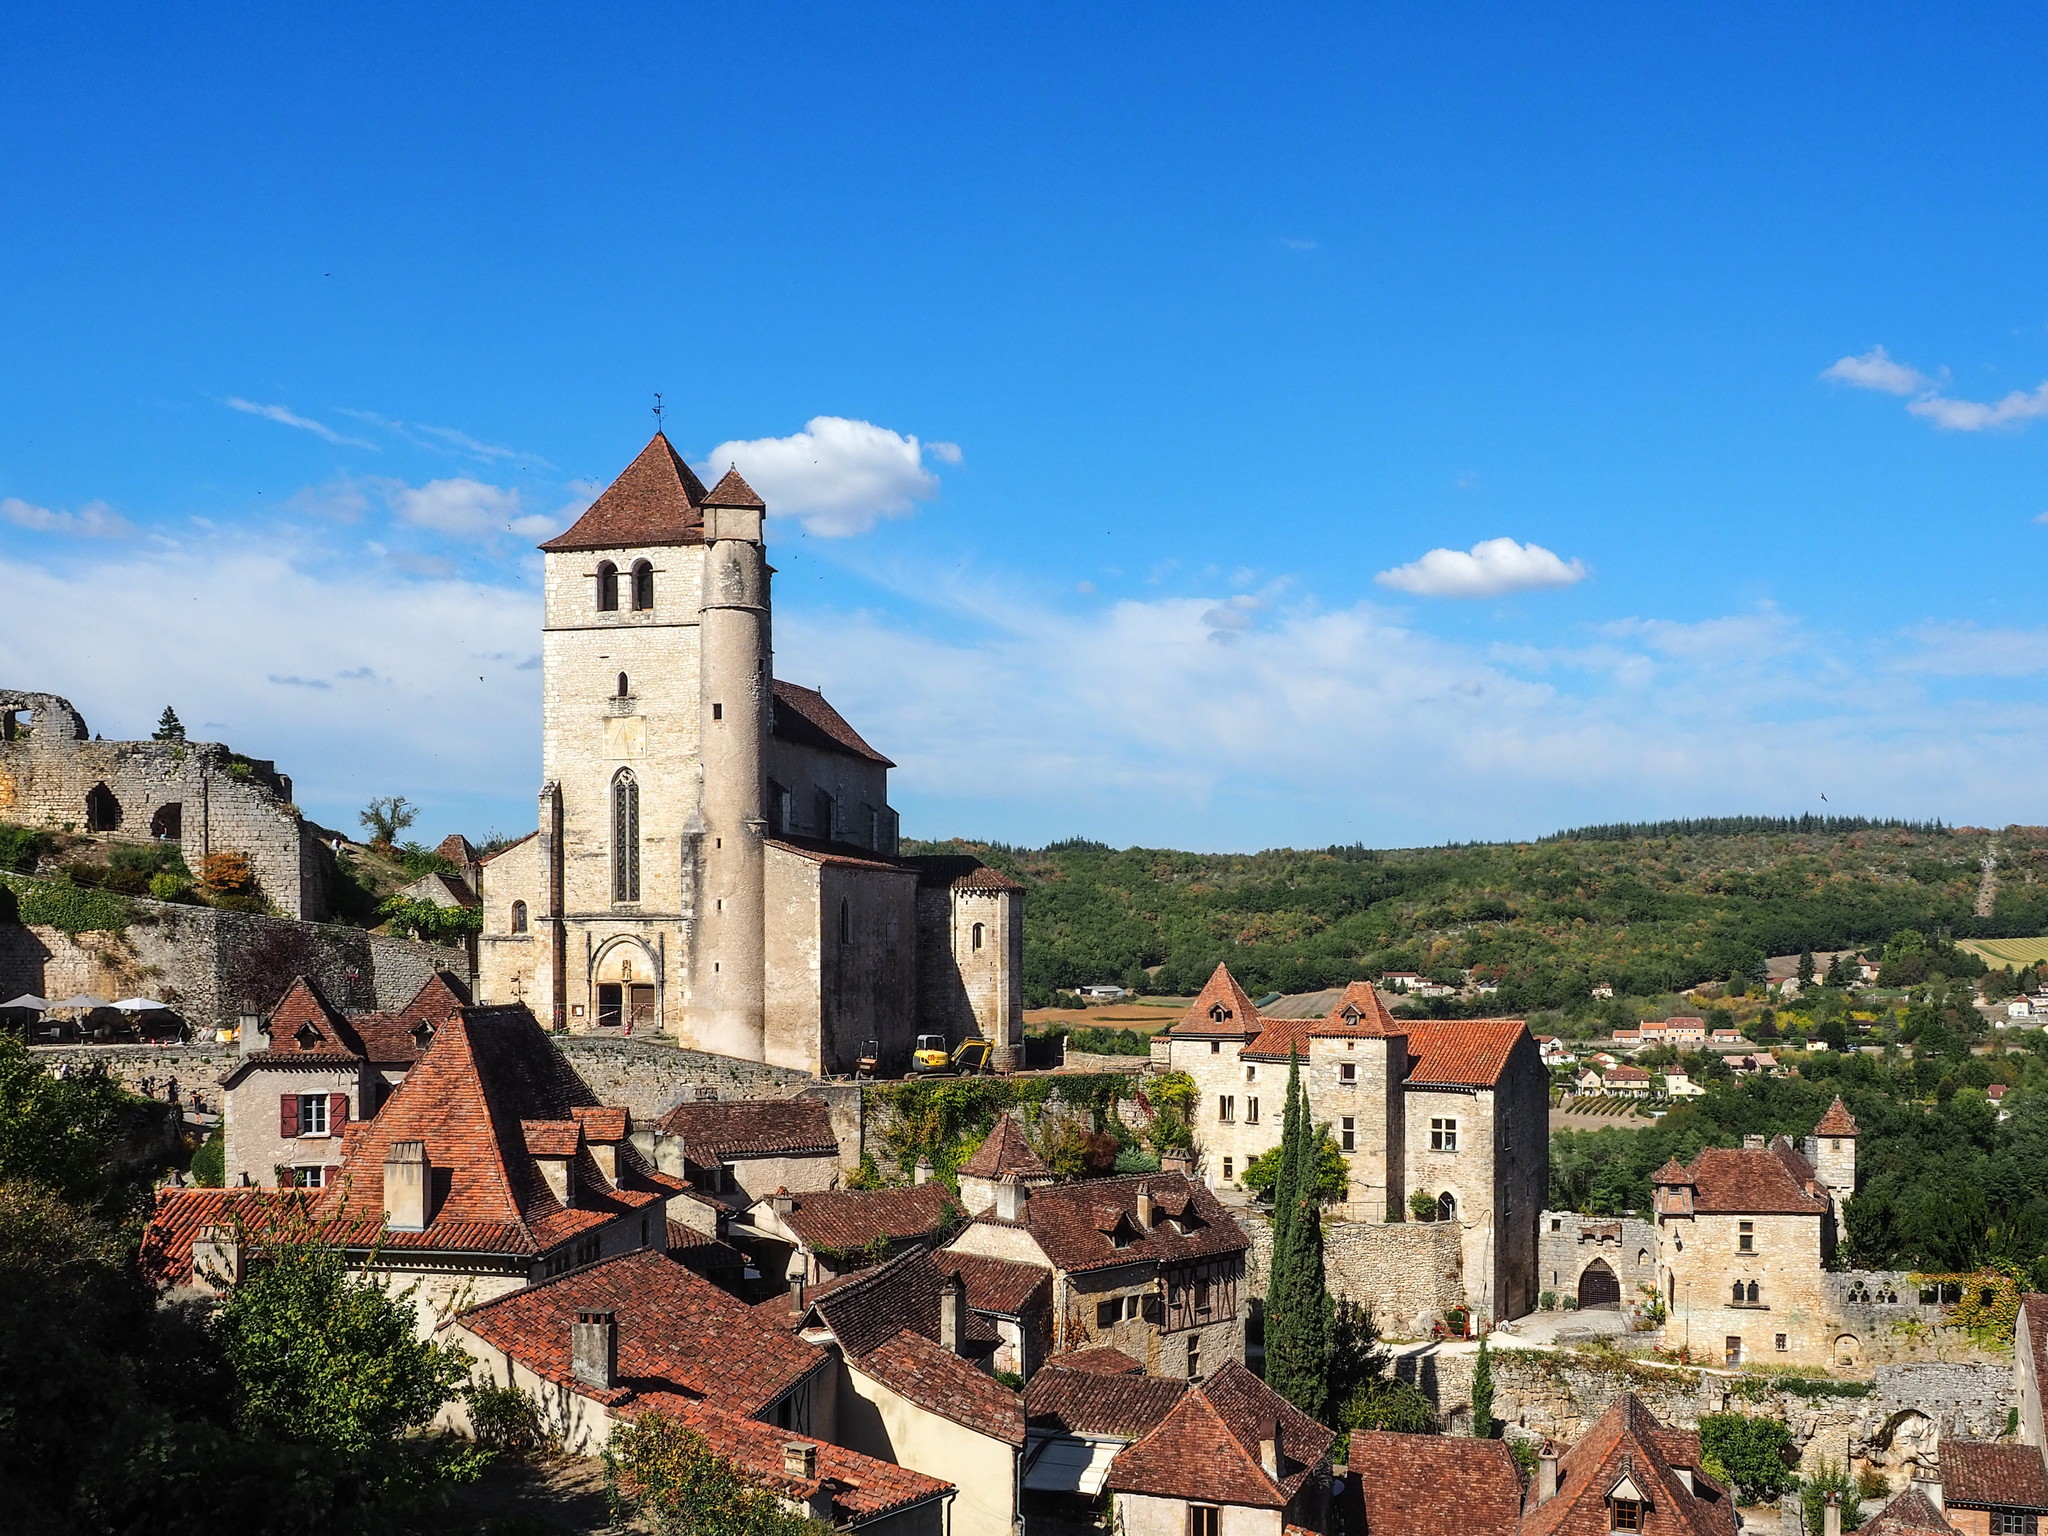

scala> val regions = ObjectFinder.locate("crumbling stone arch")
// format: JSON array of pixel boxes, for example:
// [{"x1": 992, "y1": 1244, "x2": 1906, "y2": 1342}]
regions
[
  {"x1": 0, "y1": 690, "x2": 89, "y2": 742},
  {"x1": 84, "y1": 781, "x2": 122, "y2": 832}
]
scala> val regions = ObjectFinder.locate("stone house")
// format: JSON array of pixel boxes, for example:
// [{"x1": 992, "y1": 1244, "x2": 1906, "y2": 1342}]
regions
[
  {"x1": 744, "y1": 1183, "x2": 962, "y2": 1283},
  {"x1": 789, "y1": 1248, "x2": 1027, "y2": 1536},
  {"x1": 943, "y1": 1168, "x2": 1250, "y2": 1378},
  {"x1": 468, "y1": 433, "x2": 1024, "y2": 1077},
  {"x1": 1652, "y1": 1101, "x2": 1860, "y2": 1367},
  {"x1": 649, "y1": 1093, "x2": 845, "y2": 1206},
  {"x1": 215, "y1": 971, "x2": 465, "y2": 1188},
  {"x1": 1148, "y1": 966, "x2": 1546, "y2": 1322},
  {"x1": 0, "y1": 687, "x2": 333, "y2": 918}
]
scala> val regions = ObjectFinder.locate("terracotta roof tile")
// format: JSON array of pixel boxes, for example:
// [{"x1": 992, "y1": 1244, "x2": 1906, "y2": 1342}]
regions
[
  {"x1": 858, "y1": 1329, "x2": 1025, "y2": 1446},
  {"x1": 770, "y1": 680, "x2": 894, "y2": 766},
  {"x1": 572, "y1": 1106, "x2": 629, "y2": 1143},
  {"x1": 1020, "y1": 1172, "x2": 1248, "y2": 1275},
  {"x1": 1862, "y1": 1484, "x2": 1956, "y2": 1536},
  {"x1": 1349, "y1": 1431, "x2": 1522, "y2": 1536},
  {"x1": 1520, "y1": 1394, "x2": 1736, "y2": 1536},
  {"x1": 958, "y1": 1117, "x2": 1052, "y2": 1181},
  {"x1": 1051, "y1": 1345, "x2": 1146, "y2": 1374},
  {"x1": 809, "y1": 1247, "x2": 1001, "y2": 1359},
  {"x1": 1199, "y1": 1358, "x2": 1334, "y2": 1501},
  {"x1": 523, "y1": 1120, "x2": 583, "y2": 1157},
  {"x1": 1025, "y1": 1360, "x2": 1188, "y2": 1438},
  {"x1": 139, "y1": 1188, "x2": 284, "y2": 1288},
  {"x1": 1652, "y1": 1159, "x2": 1694, "y2": 1186},
  {"x1": 1401, "y1": 1019, "x2": 1531, "y2": 1087},
  {"x1": 451, "y1": 1249, "x2": 823, "y2": 1417},
  {"x1": 1683, "y1": 1145, "x2": 1827, "y2": 1216},
  {"x1": 934, "y1": 1250, "x2": 1051, "y2": 1317},
  {"x1": 652, "y1": 1097, "x2": 839, "y2": 1161},
  {"x1": 539, "y1": 433, "x2": 707, "y2": 551},
  {"x1": 1107, "y1": 1388, "x2": 1280, "y2": 1506},
  {"x1": 902, "y1": 854, "x2": 1026, "y2": 892},
  {"x1": 1815, "y1": 1097, "x2": 1861, "y2": 1137},
  {"x1": 1943, "y1": 1442, "x2": 2048, "y2": 1510},
  {"x1": 434, "y1": 834, "x2": 478, "y2": 865},
  {"x1": 702, "y1": 467, "x2": 767, "y2": 510},
  {"x1": 1165, "y1": 964, "x2": 1264, "y2": 1039},
  {"x1": 763, "y1": 836, "x2": 911, "y2": 873},
  {"x1": 624, "y1": 1396, "x2": 952, "y2": 1525},
  {"x1": 778, "y1": 1184, "x2": 960, "y2": 1254}
]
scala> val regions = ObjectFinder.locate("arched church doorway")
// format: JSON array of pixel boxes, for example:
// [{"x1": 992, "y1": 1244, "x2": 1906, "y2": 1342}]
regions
[{"x1": 1578, "y1": 1258, "x2": 1622, "y2": 1310}]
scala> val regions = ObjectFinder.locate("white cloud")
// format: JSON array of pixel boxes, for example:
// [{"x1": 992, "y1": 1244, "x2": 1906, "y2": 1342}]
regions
[
  {"x1": 1893, "y1": 622, "x2": 2048, "y2": 678},
  {"x1": 387, "y1": 477, "x2": 535, "y2": 538},
  {"x1": 223, "y1": 397, "x2": 375, "y2": 448},
  {"x1": 1375, "y1": 537, "x2": 1588, "y2": 598},
  {"x1": 1821, "y1": 346, "x2": 1933, "y2": 397},
  {"x1": 1, "y1": 496, "x2": 133, "y2": 538},
  {"x1": 1908, "y1": 382, "x2": 2048, "y2": 432},
  {"x1": 700, "y1": 416, "x2": 952, "y2": 536}
]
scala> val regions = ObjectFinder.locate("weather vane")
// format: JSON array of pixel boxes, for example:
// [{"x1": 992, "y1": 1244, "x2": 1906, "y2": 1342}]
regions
[{"x1": 652, "y1": 392, "x2": 665, "y2": 430}]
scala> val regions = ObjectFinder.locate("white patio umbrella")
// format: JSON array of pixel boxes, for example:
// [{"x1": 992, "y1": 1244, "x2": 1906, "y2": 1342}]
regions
[
  {"x1": 110, "y1": 997, "x2": 170, "y2": 1011},
  {"x1": 49, "y1": 994, "x2": 112, "y2": 1009},
  {"x1": 0, "y1": 994, "x2": 51, "y2": 1011}
]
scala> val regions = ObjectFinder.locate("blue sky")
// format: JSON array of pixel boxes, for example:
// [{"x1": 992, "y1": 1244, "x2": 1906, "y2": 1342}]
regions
[{"x1": 5, "y1": 5, "x2": 2048, "y2": 852}]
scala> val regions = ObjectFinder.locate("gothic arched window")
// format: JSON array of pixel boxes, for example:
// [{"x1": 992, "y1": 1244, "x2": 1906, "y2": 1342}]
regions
[
  {"x1": 596, "y1": 561, "x2": 619, "y2": 612},
  {"x1": 617, "y1": 672, "x2": 629, "y2": 698},
  {"x1": 631, "y1": 559, "x2": 654, "y2": 611},
  {"x1": 612, "y1": 770, "x2": 640, "y2": 902},
  {"x1": 510, "y1": 900, "x2": 528, "y2": 934}
]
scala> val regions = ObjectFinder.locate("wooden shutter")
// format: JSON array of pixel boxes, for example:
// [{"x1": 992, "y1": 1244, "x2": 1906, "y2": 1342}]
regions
[
  {"x1": 329, "y1": 1093, "x2": 349, "y2": 1129},
  {"x1": 280, "y1": 1094, "x2": 300, "y2": 1137}
]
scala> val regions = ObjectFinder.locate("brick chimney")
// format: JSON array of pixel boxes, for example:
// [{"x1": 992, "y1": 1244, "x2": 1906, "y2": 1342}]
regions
[
  {"x1": 784, "y1": 1441, "x2": 817, "y2": 1479},
  {"x1": 1161, "y1": 1148, "x2": 1196, "y2": 1179},
  {"x1": 384, "y1": 1140, "x2": 429, "y2": 1231},
  {"x1": 572, "y1": 1310, "x2": 618, "y2": 1389},
  {"x1": 1537, "y1": 1445, "x2": 1559, "y2": 1504},
  {"x1": 939, "y1": 1270, "x2": 969, "y2": 1355}
]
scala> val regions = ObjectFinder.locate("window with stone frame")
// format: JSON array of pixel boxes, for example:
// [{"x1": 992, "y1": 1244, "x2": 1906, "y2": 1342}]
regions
[
  {"x1": 1340, "y1": 1116, "x2": 1355, "y2": 1152},
  {"x1": 630, "y1": 559, "x2": 654, "y2": 611},
  {"x1": 510, "y1": 900, "x2": 528, "y2": 934},
  {"x1": 612, "y1": 770, "x2": 640, "y2": 902},
  {"x1": 1245, "y1": 1096, "x2": 1259, "y2": 1125},
  {"x1": 1340, "y1": 1061, "x2": 1358, "y2": 1084},
  {"x1": 1218, "y1": 1095, "x2": 1234, "y2": 1123},
  {"x1": 1738, "y1": 1220, "x2": 1755, "y2": 1252},
  {"x1": 1189, "y1": 1505, "x2": 1219, "y2": 1536},
  {"x1": 291, "y1": 1165, "x2": 328, "y2": 1188},
  {"x1": 1430, "y1": 1117, "x2": 1458, "y2": 1152},
  {"x1": 596, "y1": 561, "x2": 619, "y2": 612}
]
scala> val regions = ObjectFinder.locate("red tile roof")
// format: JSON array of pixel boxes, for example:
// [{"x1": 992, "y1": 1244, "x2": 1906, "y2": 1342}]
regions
[
  {"x1": 1402, "y1": 1019, "x2": 1530, "y2": 1088},
  {"x1": 808, "y1": 1247, "x2": 1002, "y2": 1359},
  {"x1": 1165, "y1": 964, "x2": 1265, "y2": 1039},
  {"x1": 623, "y1": 1396, "x2": 952, "y2": 1525},
  {"x1": 1020, "y1": 1171, "x2": 1249, "y2": 1275},
  {"x1": 225, "y1": 970, "x2": 467, "y2": 1079},
  {"x1": 777, "y1": 1183, "x2": 960, "y2": 1254},
  {"x1": 1520, "y1": 1394, "x2": 1736, "y2": 1536},
  {"x1": 1942, "y1": 1442, "x2": 2048, "y2": 1510},
  {"x1": 934, "y1": 1250, "x2": 1050, "y2": 1317},
  {"x1": 1861, "y1": 1485, "x2": 1955, "y2": 1536},
  {"x1": 1199, "y1": 1358, "x2": 1335, "y2": 1501},
  {"x1": 539, "y1": 433, "x2": 707, "y2": 552},
  {"x1": 1349, "y1": 1431, "x2": 1522, "y2": 1536},
  {"x1": 1815, "y1": 1097, "x2": 1860, "y2": 1137},
  {"x1": 702, "y1": 466, "x2": 767, "y2": 510},
  {"x1": 2023, "y1": 1296, "x2": 2048, "y2": 1435},
  {"x1": 573, "y1": 1105, "x2": 629, "y2": 1143},
  {"x1": 958, "y1": 1116, "x2": 1051, "y2": 1181},
  {"x1": 1107, "y1": 1388, "x2": 1280, "y2": 1506},
  {"x1": 653, "y1": 1097, "x2": 838, "y2": 1161},
  {"x1": 903, "y1": 854, "x2": 1027, "y2": 892},
  {"x1": 765, "y1": 837, "x2": 914, "y2": 873},
  {"x1": 858, "y1": 1329, "x2": 1025, "y2": 1446},
  {"x1": 450, "y1": 1249, "x2": 824, "y2": 1417},
  {"x1": 770, "y1": 680, "x2": 894, "y2": 766},
  {"x1": 315, "y1": 1004, "x2": 680, "y2": 1257},
  {"x1": 139, "y1": 1187, "x2": 285, "y2": 1288},
  {"x1": 1683, "y1": 1143, "x2": 1828, "y2": 1216},
  {"x1": 1052, "y1": 1345, "x2": 1146, "y2": 1374},
  {"x1": 523, "y1": 1120, "x2": 583, "y2": 1157},
  {"x1": 1024, "y1": 1359, "x2": 1188, "y2": 1438},
  {"x1": 434, "y1": 833, "x2": 478, "y2": 866}
]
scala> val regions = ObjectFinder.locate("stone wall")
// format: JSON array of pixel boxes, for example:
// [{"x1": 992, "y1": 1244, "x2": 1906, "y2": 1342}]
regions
[
  {"x1": 0, "y1": 899, "x2": 464, "y2": 1031},
  {"x1": 1239, "y1": 1207, "x2": 1466, "y2": 1338},
  {"x1": 1540, "y1": 1209, "x2": 1661, "y2": 1310},
  {"x1": 34, "y1": 1041, "x2": 237, "y2": 1113},
  {"x1": 1400, "y1": 1344, "x2": 2013, "y2": 1484},
  {"x1": 551, "y1": 1036, "x2": 815, "y2": 1121}
]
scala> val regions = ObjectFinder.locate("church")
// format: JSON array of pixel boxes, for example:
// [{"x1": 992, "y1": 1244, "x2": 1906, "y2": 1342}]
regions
[{"x1": 472, "y1": 432, "x2": 1024, "y2": 1076}]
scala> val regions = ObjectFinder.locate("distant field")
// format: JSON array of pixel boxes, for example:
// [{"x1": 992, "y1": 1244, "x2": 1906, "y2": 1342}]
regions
[{"x1": 1959, "y1": 938, "x2": 2048, "y2": 966}]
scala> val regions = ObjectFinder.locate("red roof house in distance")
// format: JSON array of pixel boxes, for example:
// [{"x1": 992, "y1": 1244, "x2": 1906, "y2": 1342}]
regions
[{"x1": 1149, "y1": 962, "x2": 1548, "y2": 1326}]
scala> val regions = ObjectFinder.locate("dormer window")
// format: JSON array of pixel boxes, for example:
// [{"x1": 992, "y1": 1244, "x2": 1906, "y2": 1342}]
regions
[
  {"x1": 1209, "y1": 1003, "x2": 1232, "y2": 1025},
  {"x1": 1611, "y1": 1500, "x2": 1642, "y2": 1532},
  {"x1": 411, "y1": 1021, "x2": 435, "y2": 1049},
  {"x1": 294, "y1": 1023, "x2": 321, "y2": 1050},
  {"x1": 1342, "y1": 1005, "x2": 1362, "y2": 1024}
]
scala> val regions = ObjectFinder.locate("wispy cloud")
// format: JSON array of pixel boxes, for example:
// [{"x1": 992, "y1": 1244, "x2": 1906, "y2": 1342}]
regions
[
  {"x1": 699, "y1": 416, "x2": 956, "y2": 537},
  {"x1": 1375, "y1": 537, "x2": 1588, "y2": 599},
  {"x1": 1, "y1": 495, "x2": 133, "y2": 538},
  {"x1": 333, "y1": 409, "x2": 548, "y2": 466},
  {"x1": 1821, "y1": 346, "x2": 2048, "y2": 432},
  {"x1": 223, "y1": 397, "x2": 376, "y2": 448}
]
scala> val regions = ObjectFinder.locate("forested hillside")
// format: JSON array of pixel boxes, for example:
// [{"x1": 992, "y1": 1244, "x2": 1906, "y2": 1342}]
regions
[{"x1": 908, "y1": 819, "x2": 2048, "y2": 1011}]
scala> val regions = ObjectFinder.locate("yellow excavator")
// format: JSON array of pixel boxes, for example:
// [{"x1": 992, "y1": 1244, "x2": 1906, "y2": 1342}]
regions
[{"x1": 911, "y1": 1034, "x2": 994, "y2": 1075}]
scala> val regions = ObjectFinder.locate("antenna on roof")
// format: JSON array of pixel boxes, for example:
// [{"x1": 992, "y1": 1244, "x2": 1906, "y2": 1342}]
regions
[{"x1": 652, "y1": 392, "x2": 665, "y2": 431}]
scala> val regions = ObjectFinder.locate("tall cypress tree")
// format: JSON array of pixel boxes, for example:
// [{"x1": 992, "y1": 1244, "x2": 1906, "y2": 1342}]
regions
[
  {"x1": 1265, "y1": 1050, "x2": 1332, "y2": 1421},
  {"x1": 1470, "y1": 1334, "x2": 1496, "y2": 1437}
]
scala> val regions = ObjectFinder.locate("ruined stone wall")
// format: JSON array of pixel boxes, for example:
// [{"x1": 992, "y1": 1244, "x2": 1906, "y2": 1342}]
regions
[
  {"x1": 1401, "y1": 1345, "x2": 2012, "y2": 1484},
  {"x1": 551, "y1": 1036, "x2": 814, "y2": 1122},
  {"x1": 1239, "y1": 1208, "x2": 1466, "y2": 1338},
  {"x1": 32, "y1": 1042, "x2": 238, "y2": 1113},
  {"x1": 0, "y1": 898, "x2": 463, "y2": 1030},
  {"x1": 1540, "y1": 1210, "x2": 1661, "y2": 1309}
]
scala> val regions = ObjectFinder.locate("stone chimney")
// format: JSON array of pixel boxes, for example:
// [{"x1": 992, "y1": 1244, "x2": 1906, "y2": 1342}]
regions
[
  {"x1": 1136, "y1": 1185, "x2": 1155, "y2": 1229},
  {"x1": 914, "y1": 1158, "x2": 935, "y2": 1187},
  {"x1": 994, "y1": 1177, "x2": 1028, "y2": 1221},
  {"x1": 939, "y1": 1270, "x2": 968, "y2": 1355},
  {"x1": 1161, "y1": 1148, "x2": 1196, "y2": 1179},
  {"x1": 1744, "y1": 1134, "x2": 1766, "y2": 1150},
  {"x1": 1538, "y1": 1445, "x2": 1559, "y2": 1504},
  {"x1": 771, "y1": 1191, "x2": 796, "y2": 1215},
  {"x1": 783, "y1": 1441, "x2": 817, "y2": 1479},
  {"x1": 571, "y1": 1310, "x2": 618, "y2": 1390},
  {"x1": 191, "y1": 1225, "x2": 242, "y2": 1294},
  {"x1": 384, "y1": 1140, "x2": 429, "y2": 1231},
  {"x1": 1912, "y1": 1463, "x2": 1944, "y2": 1512},
  {"x1": 1258, "y1": 1418, "x2": 1279, "y2": 1479},
  {"x1": 789, "y1": 1273, "x2": 806, "y2": 1317},
  {"x1": 1823, "y1": 1493, "x2": 1842, "y2": 1536}
]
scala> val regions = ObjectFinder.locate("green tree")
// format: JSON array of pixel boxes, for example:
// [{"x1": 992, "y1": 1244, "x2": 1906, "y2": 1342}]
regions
[
  {"x1": 1469, "y1": 1336, "x2": 1495, "y2": 1438},
  {"x1": 152, "y1": 706, "x2": 187, "y2": 742},
  {"x1": 1825, "y1": 953, "x2": 1855, "y2": 988},
  {"x1": 376, "y1": 894, "x2": 483, "y2": 944},
  {"x1": 0, "y1": 1033, "x2": 142, "y2": 1211},
  {"x1": 1699, "y1": 1412, "x2": 1797, "y2": 1502},
  {"x1": 357, "y1": 796, "x2": 419, "y2": 851},
  {"x1": 1801, "y1": 1460, "x2": 1863, "y2": 1536},
  {"x1": 1797, "y1": 949, "x2": 1816, "y2": 988},
  {"x1": 607, "y1": 1411, "x2": 831, "y2": 1536},
  {"x1": 212, "y1": 1218, "x2": 472, "y2": 1467},
  {"x1": 1242, "y1": 1126, "x2": 1348, "y2": 1204},
  {"x1": 1264, "y1": 1052, "x2": 1333, "y2": 1421}
]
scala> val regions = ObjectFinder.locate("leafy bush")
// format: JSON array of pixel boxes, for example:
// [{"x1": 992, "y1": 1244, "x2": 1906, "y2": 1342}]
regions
[
  {"x1": 1064, "y1": 1026, "x2": 1151, "y2": 1056},
  {"x1": 1699, "y1": 1412, "x2": 1797, "y2": 1502},
  {"x1": 464, "y1": 1381, "x2": 550, "y2": 1460},
  {"x1": 1801, "y1": 1460, "x2": 1864, "y2": 1535},
  {"x1": 3, "y1": 871, "x2": 134, "y2": 935},
  {"x1": 1409, "y1": 1189, "x2": 1440, "y2": 1221},
  {"x1": 377, "y1": 896, "x2": 482, "y2": 944},
  {"x1": 606, "y1": 1411, "x2": 830, "y2": 1536},
  {"x1": 197, "y1": 850, "x2": 257, "y2": 896},
  {"x1": 0, "y1": 824, "x2": 55, "y2": 874},
  {"x1": 395, "y1": 842, "x2": 461, "y2": 879},
  {"x1": 1244, "y1": 1128, "x2": 1349, "y2": 1204}
]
